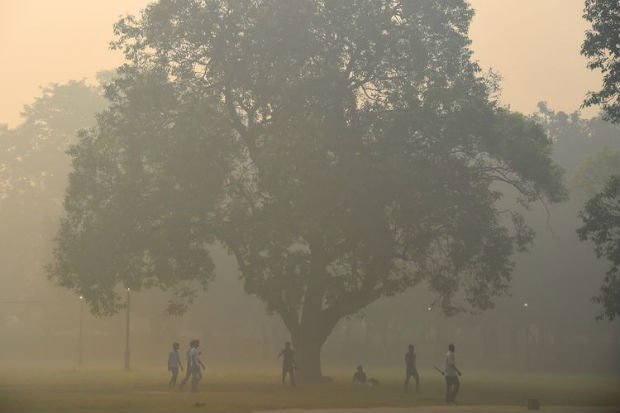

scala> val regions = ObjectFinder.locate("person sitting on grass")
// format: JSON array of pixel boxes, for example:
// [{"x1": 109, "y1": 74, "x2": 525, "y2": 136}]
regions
[
  {"x1": 352, "y1": 365, "x2": 379, "y2": 387},
  {"x1": 167, "y1": 342, "x2": 183, "y2": 389}
]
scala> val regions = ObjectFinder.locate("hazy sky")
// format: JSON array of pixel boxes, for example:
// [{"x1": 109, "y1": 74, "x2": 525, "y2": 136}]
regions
[{"x1": 0, "y1": 0, "x2": 600, "y2": 127}]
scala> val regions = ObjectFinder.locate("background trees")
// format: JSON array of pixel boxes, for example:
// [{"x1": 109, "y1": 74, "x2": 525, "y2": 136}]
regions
[
  {"x1": 1, "y1": 81, "x2": 106, "y2": 301},
  {"x1": 50, "y1": 0, "x2": 565, "y2": 380}
]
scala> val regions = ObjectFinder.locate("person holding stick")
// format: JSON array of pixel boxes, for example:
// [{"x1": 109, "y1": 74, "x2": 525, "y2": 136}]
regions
[{"x1": 443, "y1": 343, "x2": 461, "y2": 403}]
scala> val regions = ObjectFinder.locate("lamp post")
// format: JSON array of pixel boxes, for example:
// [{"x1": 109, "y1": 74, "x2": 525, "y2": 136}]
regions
[
  {"x1": 78, "y1": 295, "x2": 84, "y2": 366},
  {"x1": 124, "y1": 287, "x2": 131, "y2": 371}
]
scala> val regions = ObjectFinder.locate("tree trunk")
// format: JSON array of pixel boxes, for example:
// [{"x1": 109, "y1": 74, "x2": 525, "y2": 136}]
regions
[
  {"x1": 293, "y1": 331, "x2": 325, "y2": 382},
  {"x1": 291, "y1": 307, "x2": 332, "y2": 383}
]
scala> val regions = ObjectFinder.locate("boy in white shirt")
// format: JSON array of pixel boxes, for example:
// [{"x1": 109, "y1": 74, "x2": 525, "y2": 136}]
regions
[
  {"x1": 190, "y1": 340, "x2": 206, "y2": 393},
  {"x1": 178, "y1": 341, "x2": 193, "y2": 390},
  {"x1": 167, "y1": 342, "x2": 183, "y2": 389}
]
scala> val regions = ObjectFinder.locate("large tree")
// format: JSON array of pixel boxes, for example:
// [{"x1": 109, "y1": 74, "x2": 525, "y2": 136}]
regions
[
  {"x1": 580, "y1": 0, "x2": 620, "y2": 321},
  {"x1": 50, "y1": 0, "x2": 564, "y2": 380}
]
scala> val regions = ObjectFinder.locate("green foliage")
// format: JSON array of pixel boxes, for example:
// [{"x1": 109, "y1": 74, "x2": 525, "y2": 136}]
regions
[
  {"x1": 578, "y1": 175, "x2": 620, "y2": 320},
  {"x1": 1, "y1": 81, "x2": 106, "y2": 208},
  {"x1": 572, "y1": 148, "x2": 620, "y2": 199},
  {"x1": 50, "y1": 0, "x2": 565, "y2": 376},
  {"x1": 533, "y1": 102, "x2": 620, "y2": 203},
  {"x1": 534, "y1": 102, "x2": 620, "y2": 172},
  {"x1": 50, "y1": 71, "x2": 226, "y2": 315},
  {"x1": 0, "y1": 81, "x2": 106, "y2": 300},
  {"x1": 582, "y1": 0, "x2": 620, "y2": 123},
  {"x1": 580, "y1": 0, "x2": 620, "y2": 321}
]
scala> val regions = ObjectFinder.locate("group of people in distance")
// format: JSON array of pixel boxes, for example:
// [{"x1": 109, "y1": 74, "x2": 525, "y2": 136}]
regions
[
  {"x1": 167, "y1": 340, "x2": 205, "y2": 392},
  {"x1": 167, "y1": 340, "x2": 462, "y2": 404},
  {"x1": 353, "y1": 343, "x2": 460, "y2": 403}
]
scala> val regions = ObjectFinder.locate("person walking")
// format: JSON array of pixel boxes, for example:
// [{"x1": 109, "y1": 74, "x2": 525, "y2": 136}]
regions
[
  {"x1": 277, "y1": 341, "x2": 296, "y2": 387},
  {"x1": 168, "y1": 342, "x2": 183, "y2": 389},
  {"x1": 178, "y1": 341, "x2": 193, "y2": 390},
  {"x1": 444, "y1": 343, "x2": 461, "y2": 403},
  {"x1": 404, "y1": 344, "x2": 420, "y2": 393},
  {"x1": 190, "y1": 339, "x2": 206, "y2": 393}
]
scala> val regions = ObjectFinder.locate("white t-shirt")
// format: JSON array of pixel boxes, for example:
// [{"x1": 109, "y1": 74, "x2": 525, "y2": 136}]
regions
[
  {"x1": 168, "y1": 350, "x2": 180, "y2": 369},
  {"x1": 190, "y1": 347, "x2": 201, "y2": 369},
  {"x1": 445, "y1": 351, "x2": 457, "y2": 377}
]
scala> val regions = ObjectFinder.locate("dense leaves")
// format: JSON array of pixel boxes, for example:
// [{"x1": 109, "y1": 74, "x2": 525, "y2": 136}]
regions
[
  {"x1": 1, "y1": 81, "x2": 106, "y2": 208},
  {"x1": 578, "y1": 176, "x2": 620, "y2": 320},
  {"x1": 50, "y1": 71, "x2": 229, "y2": 315},
  {"x1": 573, "y1": 149, "x2": 620, "y2": 199},
  {"x1": 1, "y1": 81, "x2": 105, "y2": 300},
  {"x1": 580, "y1": 0, "x2": 620, "y2": 321},
  {"x1": 582, "y1": 0, "x2": 620, "y2": 123},
  {"x1": 50, "y1": 0, "x2": 565, "y2": 378}
]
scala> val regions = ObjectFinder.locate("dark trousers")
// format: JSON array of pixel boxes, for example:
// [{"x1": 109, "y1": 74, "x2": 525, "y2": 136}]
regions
[
  {"x1": 445, "y1": 375, "x2": 460, "y2": 402},
  {"x1": 404, "y1": 368, "x2": 419, "y2": 392},
  {"x1": 282, "y1": 365, "x2": 296, "y2": 387},
  {"x1": 169, "y1": 367, "x2": 179, "y2": 388}
]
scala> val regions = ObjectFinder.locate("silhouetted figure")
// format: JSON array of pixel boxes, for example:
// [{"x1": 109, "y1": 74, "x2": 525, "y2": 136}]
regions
[
  {"x1": 277, "y1": 341, "x2": 296, "y2": 387},
  {"x1": 168, "y1": 342, "x2": 183, "y2": 389},
  {"x1": 404, "y1": 344, "x2": 419, "y2": 393},
  {"x1": 190, "y1": 340, "x2": 206, "y2": 393},
  {"x1": 352, "y1": 365, "x2": 379, "y2": 387},
  {"x1": 178, "y1": 341, "x2": 193, "y2": 390},
  {"x1": 444, "y1": 343, "x2": 461, "y2": 403},
  {"x1": 352, "y1": 365, "x2": 367, "y2": 385}
]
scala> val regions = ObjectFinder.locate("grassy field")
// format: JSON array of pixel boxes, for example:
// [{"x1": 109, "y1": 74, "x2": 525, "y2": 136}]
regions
[{"x1": 0, "y1": 366, "x2": 618, "y2": 412}]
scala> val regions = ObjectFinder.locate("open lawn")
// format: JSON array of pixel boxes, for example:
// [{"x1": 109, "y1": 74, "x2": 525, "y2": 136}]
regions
[{"x1": 0, "y1": 367, "x2": 618, "y2": 412}]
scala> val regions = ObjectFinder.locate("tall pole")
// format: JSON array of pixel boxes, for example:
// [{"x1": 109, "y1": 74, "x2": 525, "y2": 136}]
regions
[
  {"x1": 78, "y1": 295, "x2": 84, "y2": 366},
  {"x1": 124, "y1": 287, "x2": 131, "y2": 371}
]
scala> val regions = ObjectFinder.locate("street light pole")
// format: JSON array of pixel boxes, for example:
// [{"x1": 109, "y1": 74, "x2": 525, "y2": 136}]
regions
[
  {"x1": 78, "y1": 295, "x2": 84, "y2": 367},
  {"x1": 124, "y1": 287, "x2": 131, "y2": 371}
]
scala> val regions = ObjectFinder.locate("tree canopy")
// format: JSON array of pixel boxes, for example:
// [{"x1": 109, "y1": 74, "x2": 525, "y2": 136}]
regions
[
  {"x1": 1, "y1": 81, "x2": 106, "y2": 209},
  {"x1": 582, "y1": 0, "x2": 620, "y2": 123},
  {"x1": 1, "y1": 81, "x2": 105, "y2": 300},
  {"x1": 578, "y1": 176, "x2": 620, "y2": 320},
  {"x1": 50, "y1": 0, "x2": 565, "y2": 379},
  {"x1": 580, "y1": 0, "x2": 620, "y2": 321},
  {"x1": 572, "y1": 148, "x2": 620, "y2": 199}
]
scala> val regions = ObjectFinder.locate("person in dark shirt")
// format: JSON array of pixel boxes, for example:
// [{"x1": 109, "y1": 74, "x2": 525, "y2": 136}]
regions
[
  {"x1": 352, "y1": 365, "x2": 367, "y2": 385},
  {"x1": 404, "y1": 344, "x2": 420, "y2": 393},
  {"x1": 352, "y1": 365, "x2": 379, "y2": 387},
  {"x1": 444, "y1": 343, "x2": 461, "y2": 403},
  {"x1": 277, "y1": 341, "x2": 296, "y2": 387}
]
